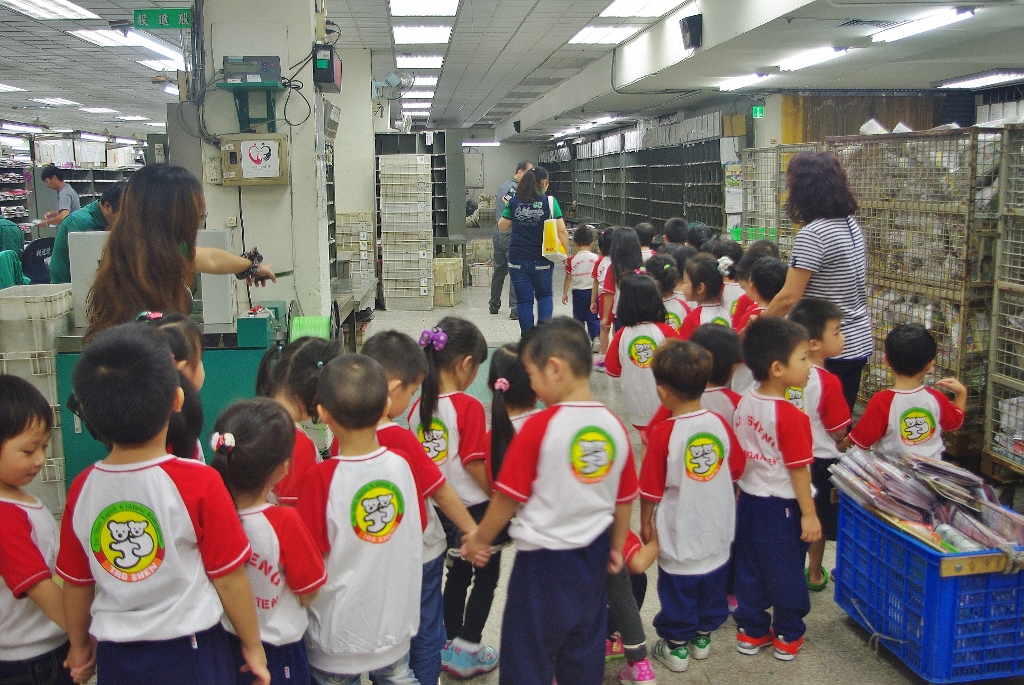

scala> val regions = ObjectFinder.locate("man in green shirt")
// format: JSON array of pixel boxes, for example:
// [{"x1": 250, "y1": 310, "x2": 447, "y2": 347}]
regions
[
  {"x1": 50, "y1": 180, "x2": 125, "y2": 284},
  {"x1": 0, "y1": 217, "x2": 24, "y2": 254}
]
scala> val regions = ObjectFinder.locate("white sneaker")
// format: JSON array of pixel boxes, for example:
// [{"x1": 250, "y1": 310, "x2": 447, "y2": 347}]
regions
[{"x1": 652, "y1": 639, "x2": 689, "y2": 673}]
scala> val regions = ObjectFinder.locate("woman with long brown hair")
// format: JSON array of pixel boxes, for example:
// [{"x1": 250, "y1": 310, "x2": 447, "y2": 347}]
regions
[{"x1": 86, "y1": 164, "x2": 274, "y2": 337}]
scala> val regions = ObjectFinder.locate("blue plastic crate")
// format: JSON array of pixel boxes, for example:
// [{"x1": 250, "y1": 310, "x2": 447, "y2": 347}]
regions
[{"x1": 835, "y1": 493, "x2": 1024, "y2": 683}]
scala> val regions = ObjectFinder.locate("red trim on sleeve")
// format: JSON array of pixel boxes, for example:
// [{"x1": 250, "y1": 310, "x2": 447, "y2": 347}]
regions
[
  {"x1": 849, "y1": 390, "x2": 896, "y2": 450},
  {"x1": 623, "y1": 530, "x2": 642, "y2": 564},
  {"x1": 56, "y1": 468, "x2": 96, "y2": 586},
  {"x1": 297, "y1": 459, "x2": 340, "y2": 555},
  {"x1": 731, "y1": 294, "x2": 753, "y2": 328},
  {"x1": 638, "y1": 420, "x2": 672, "y2": 501},
  {"x1": 591, "y1": 256, "x2": 604, "y2": 281},
  {"x1": 264, "y1": 506, "x2": 327, "y2": 596},
  {"x1": 602, "y1": 267, "x2": 616, "y2": 295},
  {"x1": 817, "y1": 368, "x2": 852, "y2": 433},
  {"x1": 454, "y1": 394, "x2": 488, "y2": 464},
  {"x1": 273, "y1": 428, "x2": 320, "y2": 505},
  {"x1": 723, "y1": 388, "x2": 742, "y2": 409},
  {"x1": 775, "y1": 401, "x2": 815, "y2": 468},
  {"x1": 0, "y1": 504, "x2": 52, "y2": 598},
  {"x1": 927, "y1": 387, "x2": 966, "y2": 433},
  {"x1": 605, "y1": 328, "x2": 625, "y2": 378},
  {"x1": 494, "y1": 407, "x2": 555, "y2": 502},
  {"x1": 679, "y1": 308, "x2": 701, "y2": 340}
]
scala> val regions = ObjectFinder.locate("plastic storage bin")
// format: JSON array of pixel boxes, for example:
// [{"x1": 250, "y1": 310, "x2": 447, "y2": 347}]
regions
[{"x1": 834, "y1": 493, "x2": 1024, "y2": 683}]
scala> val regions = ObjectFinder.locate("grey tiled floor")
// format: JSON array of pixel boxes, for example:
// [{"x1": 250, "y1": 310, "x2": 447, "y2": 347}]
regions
[{"x1": 367, "y1": 273, "x2": 1006, "y2": 685}]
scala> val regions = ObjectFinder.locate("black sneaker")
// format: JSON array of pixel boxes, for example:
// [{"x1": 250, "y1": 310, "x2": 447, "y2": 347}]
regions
[
  {"x1": 489, "y1": 308, "x2": 499, "y2": 315},
  {"x1": 509, "y1": 311, "x2": 518, "y2": 320}
]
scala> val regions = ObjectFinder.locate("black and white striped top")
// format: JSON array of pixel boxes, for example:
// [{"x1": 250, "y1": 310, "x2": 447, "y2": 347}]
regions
[{"x1": 789, "y1": 216, "x2": 873, "y2": 360}]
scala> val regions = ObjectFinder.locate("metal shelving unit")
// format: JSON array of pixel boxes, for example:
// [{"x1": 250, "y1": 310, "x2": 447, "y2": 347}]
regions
[{"x1": 0, "y1": 160, "x2": 32, "y2": 223}]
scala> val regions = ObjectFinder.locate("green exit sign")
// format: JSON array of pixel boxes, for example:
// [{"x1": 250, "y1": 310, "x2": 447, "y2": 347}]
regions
[
  {"x1": 751, "y1": 105, "x2": 765, "y2": 119},
  {"x1": 134, "y1": 8, "x2": 192, "y2": 29}
]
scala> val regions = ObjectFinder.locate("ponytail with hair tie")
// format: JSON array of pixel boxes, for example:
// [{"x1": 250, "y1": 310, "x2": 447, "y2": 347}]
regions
[
  {"x1": 493, "y1": 378, "x2": 510, "y2": 392},
  {"x1": 717, "y1": 256, "x2": 734, "y2": 276}
]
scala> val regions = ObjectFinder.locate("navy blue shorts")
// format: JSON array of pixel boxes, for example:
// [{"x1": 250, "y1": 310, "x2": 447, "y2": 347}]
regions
[
  {"x1": 229, "y1": 633, "x2": 309, "y2": 685},
  {"x1": 97, "y1": 623, "x2": 235, "y2": 685},
  {"x1": 0, "y1": 641, "x2": 74, "y2": 685}
]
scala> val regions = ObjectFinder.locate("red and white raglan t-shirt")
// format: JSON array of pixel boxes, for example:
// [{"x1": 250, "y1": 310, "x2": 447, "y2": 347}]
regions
[
  {"x1": 56, "y1": 456, "x2": 251, "y2": 642},
  {"x1": 679, "y1": 303, "x2": 732, "y2": 340},
  {"x1": 722, "y1": 282, "x2": 744, "y2": 318},
  {"x1": 733, "y1": 391, "x2": 814, "y2": 499},
  {"x1": 785, "y1": 366, "x2": 851, "y2": 460},
  {"x1": 639, "y1": 411, "x2": 744, "y2": 575},
  {"x1": 664, "y1": 297, "x2": 688, "y2": 331},
  {"x1": 297, "y1": 448, "x2": 424, "y2": 674},
  {"x1": 849, "y1": 386, "x2": 964, "y2": 460},
  {"x1": 378, "y1": 422, "x2": 447, "y2": 562},
  {"x1": 623, "y1": 530, "x2": 643, "y2": 568},
  {"x1": 510, "y1": 408, "x2": 542, "y2": 433},
  {"x1": 732, "y1": 305, "x2": 764, "y2": 333},
  {"x1": 495, "y1": 402, "x2": 639, "y2": 552},
  {"x1": 0, "y1": 497, "x2": 66, "y2": 660},
  {"x1": 731, "y1": 293, "x2": 754, "y2": 329},
  {"x1": 226, "y1": 504, "x2": 326, "y2": 647},
  {"x1": 408, "y1": 392, "x2": 489, "y2": 507},
  {"x1": 606, "y1": 322, "x2": 679, "y2": 427},
  {"x1": 566, "y1": 250, "x2": 599, "y2": 291},
  {"x1": 272, "y1": 426, "x2": 321, "y2": 506},
  {"x1": 594, "y1": 256, "x2": 612, "y2": 291},
  {"x1": 642, "y1": 387, "x2": 742, "y2": 437},
  {"x1": 602, "y1": 268, "x2": 622, "y2": 321}
]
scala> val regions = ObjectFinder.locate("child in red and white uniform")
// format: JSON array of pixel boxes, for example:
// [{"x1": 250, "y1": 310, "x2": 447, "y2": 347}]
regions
[
  {"x1": 731, "y1": 241, "x2": 781, "y2": 330},
  {"x1": 0, "y1": 376, "x2": 73, "y2": 685},
  {"x1": 640, "y1": 341, "x2": 745, "y2": 672},
  {"x1": 210, "y1": 399, "x2": 327, "y2": 685},
  {"x1": 605, "y1": 273, "x2": 679, "y2": 440},
  {"x1": 298, "y1": 355, "x2": 429, "y2": 684},
  {"x1": 732, "y1": 258, "x2": 787, "y2": 334},
  {"x1": 703, "y1": 238, "x2": 745, "y2": 318},
  {"x1": 57, "y1": 323, "x2": 268, "y2": 685},
  {"x1": 600, "y1": 227, "x2": 645, "y2": 334},
  {"x1": 406, "y1": 318, "x2": 501, "y2": 677},
  {"x1": 732, "y1": 318, "x2": 820, "y2": 663},
  {"x1": 646, "y1": 253, "x2": 687, "y2": 331},
  {"x1": 591, "y1": 228, "x2": 614, "y2": 369},
  {"x1": 562, "y1": 226, "x2": 601, "y2": 343},
  {"x1": 256, "y1": 336, "x2": 341, "y2": 506},
  {"x1": 678, "y1": 254, "x2": 732, "y2": 340},
  {"x1": 463, "y1": 317, "x2": 639, "y2": 685},
  {"x1": 635, "y1": 222, "x2": 657, "y2": 263},
  {"x1": 848, "y1": 323, "x2": 966, "y2": 461}
]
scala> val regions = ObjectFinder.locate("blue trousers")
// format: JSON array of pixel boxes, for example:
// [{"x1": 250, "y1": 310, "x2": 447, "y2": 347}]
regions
[
  {"x1": 733, "y1": 492, "x2": 811, "y2": 642},
  {"x1": 499, "y1": 532, "x2": 609, "y2": 685},
  {"x1": 0, "y1": 641, "x2": 73, "y2": 685},
  {"x1": 96, "y1": 623, "x2": 234, "y2": 685},
  {"x1": 653, "y1": 561, "x2": 730, "y2": 643},
  {"x1": 409, "y1": 554, "x2": 445, "y2": 685},
  {"x1": 571, "y1": 288, "x2": 600, "y2": 339},
  {"x1": 229, "y1": 633, "x2": 310, "y2": 685},
  {"x1": 509, "y1": 259, "x2": 554, "y2": 334}
]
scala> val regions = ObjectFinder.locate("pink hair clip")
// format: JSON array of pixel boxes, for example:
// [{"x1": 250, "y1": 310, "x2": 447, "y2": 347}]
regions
[
  {"x1": 136, "y1": 311, "x2": 164, "y2": 322},
  {"x1": 634, "y1": 267, "x2": 647, "y2": 275},
  {"x1": 493, "y1": 377, "x2": 510, "y2": 392}
]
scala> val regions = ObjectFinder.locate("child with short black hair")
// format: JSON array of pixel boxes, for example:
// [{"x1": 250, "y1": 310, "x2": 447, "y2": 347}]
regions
[
  {"x1": 732, "y1": 241, "x2": 781, "y2": 328},
  {"x1": 605, "y1": 274, "x2": 678, "y2": 441},
  {"x1": 685, "y1": 222, "x2": 714, "y2": 250},
  {"x1": 679, "y1": 254, "x2": 731, "y2": 339},
  {"x1": 563, "y1": 225, "x2": 601, "y2": 343},
  {"x1": 787, "y1": 298, "x2": 853, "y2": 591},
  {"x1": 211, "y1": 398, "x2": 327, "y2": 685},
  {"x1": 463, "y1": 317, "x2": 638, "y2": 685},
  {"x1": 732, "y1": 317, "x2": 820, "y2": 662},
  {"x1": 256, "y1": 336, "x2": 341, "y2": 505},
  {"x1": 356, "y1": 330, "x2": 479, "y2": 685},
  {"x1": 0, "y1": 375, "x2": 73, "y2": 685},
  {"x1": 734, "y1": 257, "x2": 788, "y2": 333},
  {"x1": 848, "y1": 323, "x2": 966, "y2": 460},
  {"x1": 299, "y1": 354, "x2": 429, "y2": 684},
  {"x1": 702, "y1": 238, "x2": 745, "y2": 316},
  {"x1": 58, "y1": 323, "x2": 268, "y2": 685},
  {"x1": 690, "y1": 324, "x2": 743, "y2": 424},
  {"x1": 634, "y1": 222, "x2": 657, "y2": 262},
  {"x1": 663, "y1": 217, "x2": 688, "y2": 245},
  {"x1": 646, "y1": 254, "x2": 686, "y2": 331},
  {"x1": 640, "y1": 341, "x2": 744, "y2": 672}
]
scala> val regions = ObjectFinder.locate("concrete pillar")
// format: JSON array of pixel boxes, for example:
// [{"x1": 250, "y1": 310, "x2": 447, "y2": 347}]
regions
[{"x1": 325, "y1": 49, "x2": 375, "y2": 215}]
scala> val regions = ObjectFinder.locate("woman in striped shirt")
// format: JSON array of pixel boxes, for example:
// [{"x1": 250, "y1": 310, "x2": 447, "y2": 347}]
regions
[{"x1": 763, "y1": 152, "x2": 870, "y2": 410}]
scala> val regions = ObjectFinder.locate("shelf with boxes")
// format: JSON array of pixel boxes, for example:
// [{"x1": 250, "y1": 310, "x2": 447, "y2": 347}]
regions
[{"x1": 0, "y1": 160, "x2": 32, "y2": 221}]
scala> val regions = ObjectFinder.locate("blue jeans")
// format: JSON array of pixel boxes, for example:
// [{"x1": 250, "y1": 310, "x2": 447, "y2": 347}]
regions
[
  {"x1": 571, "y1": 288, "x2": 600, "y2": 339},
  {"x1": 509, "y1": 259, "x2": 553, "y2": 334},
  {"x1": 409, "y1": 554, "x2": 445, "y2": 685},
  {"x1": 311, "y1": 654, "x2": 420, "y2": 685}
]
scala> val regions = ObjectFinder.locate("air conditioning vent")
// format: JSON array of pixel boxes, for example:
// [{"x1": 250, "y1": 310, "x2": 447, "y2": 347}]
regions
[{"x1": 834, "y1": 19, "x2": 900, "y2": 29}]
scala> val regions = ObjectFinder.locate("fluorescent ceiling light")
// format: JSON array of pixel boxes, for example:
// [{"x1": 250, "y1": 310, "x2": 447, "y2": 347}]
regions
[
  {"x1": 165, "y1": 84, "x2": 179, "y2": 96},
  {"x1": 405, "y1": 111, "x2": 430, "y2": 117},
  {"x1": 390, "y1": 0, "x2": 458, "y2": 16},
  {"x1": 393, "y1": 26, "x2": 452, "y2": 44},
  {"x1": 79, "y1": 107, "x2": 118, "y2": 114},
  {"x1": 0, "y1": 83, "x2": 26, "y2": 93},
  {"x1": 569, "y1": 25, "x2": 643, "y2": 44},
  {"x1": 414, "y1": 76, "x2": 438, "y2": 87},
  {"x1": 80, "y1": 132, "x2": 108, "y2": 142},
  {"x1": 0, "y1": 0, "x2": 98, "y2": 19},
  {"x1": 395, "y1": 55, "x2": 444, "y2": 69},
  {"x1": 940, "y1": 70, "x2": 1024, "y2": 89},
  {"x1": 70, "y1": 29, "x2": 183, "y2": 61},
  {"x1": 2, "y1": 122, "x2": 43, "y2": 133},
  {"x1": 601, "y1": 0, "x2": 687, "y2": 18},
  {"x1": 0, "y1": 136, "x2": 30, "y2": 148},
  {"x1": 31, "y1": 97, "x2": 79, "y2": 106},
  {"x1": 114, "y1": 137, "x2": 136, "y2": 145},
  {"x1": 401, "y1": 101, "x2": 432, "y2": 109},
  {"x1": 462, "y1": 141, "x2": 500, "y2": 146},
  {"x1": 51, "y1": 128, "x2": 73, "y2": 133},
  {"x1": 778, "y1": 47, "x2": 848, "y2": 71},
  {"x1": 138, "y1": 59, "x2": 185, "y2": 71},
  {"x1": 117, "y1": 115, "x2": 150, "y2": 121},
  {"x1": 402, "y1": 90, "x2": 435, "y2": 99},
  {"x1": 145, "y1": 122, "x2": 166, "y2": 127},
  {"x1": 719, "y1": 73, "x2": 772, "y2": 91},
  {"x1": 872, "y1": 8, "x2": 974, "y2": 42}
]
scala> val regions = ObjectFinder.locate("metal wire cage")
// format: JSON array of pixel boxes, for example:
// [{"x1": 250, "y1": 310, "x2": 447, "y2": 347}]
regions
[
  {"x1": 739, "y1": 144, "x2": 822, "y2": 256},
  {"x1": 827, "y1": 128, "x2": 1003, "y2": 454}
]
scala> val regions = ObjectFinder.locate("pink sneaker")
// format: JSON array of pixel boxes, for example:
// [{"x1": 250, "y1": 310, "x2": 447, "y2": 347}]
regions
[
  {"x1": 606, "y1": 634, "x2": 626, "y2": 661},
  {"x1": 618, "y1": 658, "x2": 657, "y2": 684},
  {"x1": 594, "y1": 357, "x2": 606, "y2": 371}
]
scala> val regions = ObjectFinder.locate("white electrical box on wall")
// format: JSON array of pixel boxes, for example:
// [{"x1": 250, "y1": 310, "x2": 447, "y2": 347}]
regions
[{"x1": 220, "y1": 133, "x2": 289, "y2": 186}]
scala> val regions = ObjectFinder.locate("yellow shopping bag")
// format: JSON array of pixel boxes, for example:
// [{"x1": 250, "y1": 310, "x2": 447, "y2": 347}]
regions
[{"x1": 541, "y1": 195, "x2": 567, "y2": 262}]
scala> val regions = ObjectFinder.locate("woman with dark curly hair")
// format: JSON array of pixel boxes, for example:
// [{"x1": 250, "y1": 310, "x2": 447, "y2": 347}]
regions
[{"x1": 762, "y1": 151, "x2": 870, "y2": 409}]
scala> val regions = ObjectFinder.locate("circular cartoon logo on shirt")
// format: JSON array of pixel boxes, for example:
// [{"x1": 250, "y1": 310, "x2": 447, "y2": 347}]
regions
[
  {"x1": 665, "y1": 312, "x2": 682, "y2": 330},
  {"x1": 628, "y1": 336, "x2": 657, "y2": 368},
  {"x1": 417, "y1": 418, "x2": 449, "y2": 465},
  {"x1": 90, "y1": 502, "x2": 164, "y2": 582},
  {"x1": 730, "y1": 300, "x2": 739, "y2": 315},
  {"x1": 685, "y1": 433, "x2": 725, "y2": 482},
  {"x1": 569, "y1": 427, "x2": 616, "y2": 484},
  {"x1": 711, "y1": 317, "x2": 730, "y2": 327},
  {"x1": 351, "y1": 480, "x2": 405, "y2": 543},
  {"x1": 899, "y1": 408, "x2": 936, "y2": 446},
  {"x1": 785, "y1": 387, "x2": 806, "y2": 412}
]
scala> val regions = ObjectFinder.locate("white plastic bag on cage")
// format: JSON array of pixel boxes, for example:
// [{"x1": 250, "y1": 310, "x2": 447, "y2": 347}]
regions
[{"x1": 998, "y1": 395, "x2": 1024, "y2": 435}]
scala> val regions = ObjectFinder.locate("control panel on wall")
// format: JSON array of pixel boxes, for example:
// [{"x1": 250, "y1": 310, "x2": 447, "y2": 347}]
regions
[{"x1": 220, "y1": 134, "x2": 289, "y2": 186}]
